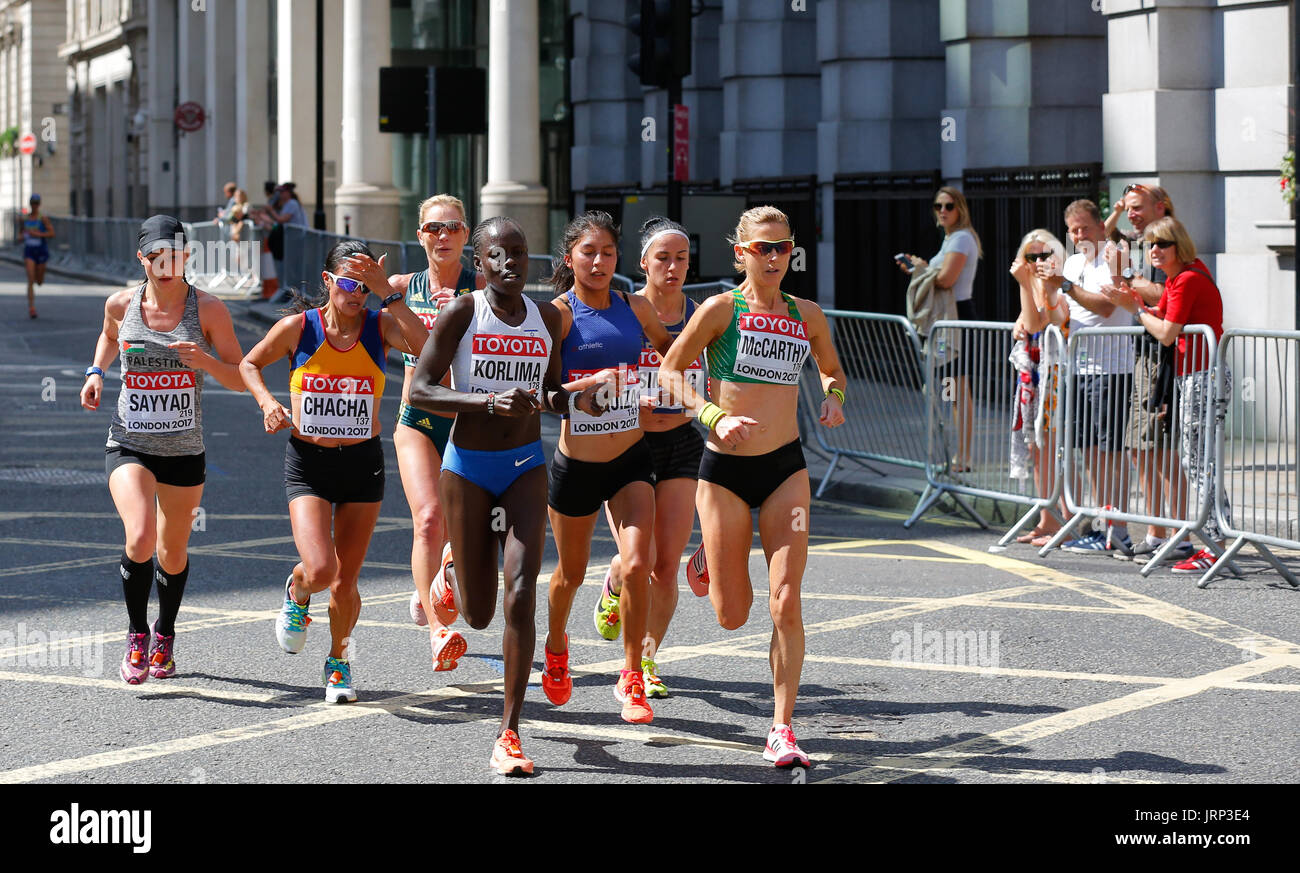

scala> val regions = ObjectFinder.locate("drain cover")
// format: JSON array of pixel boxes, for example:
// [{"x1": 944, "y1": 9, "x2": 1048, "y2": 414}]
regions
[{"x1": 0, "y1": 466, "x2": 107, "y2": 486}]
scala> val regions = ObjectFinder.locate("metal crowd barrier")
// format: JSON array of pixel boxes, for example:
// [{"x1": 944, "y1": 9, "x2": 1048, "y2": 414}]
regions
[
  {"x1": 1039, "y1": 325, "x2": 1241, "y2": 579},
  {"x1": 908, "y1": 320, "x2": 1054, "y2": 529},
  {"x1": 182, "y1": 220, "x2": 262, "y2": 298},
  {"x1": 797, "y1": 311, "x2": 933, "y2": 500},
  {"x1": 1203, "y1": 329, "x2": 1300, "y2": 589}
]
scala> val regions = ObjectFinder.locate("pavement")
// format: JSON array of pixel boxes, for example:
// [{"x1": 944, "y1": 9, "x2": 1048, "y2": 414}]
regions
[{"x1": 3, "y1": 264, "x2": 1300, "y2": 785}]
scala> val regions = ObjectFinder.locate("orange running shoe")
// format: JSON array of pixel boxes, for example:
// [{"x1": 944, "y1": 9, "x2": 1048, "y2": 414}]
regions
[
  {"x1": 685, "y1": 543, "x2": 709, "y2": 597},
  {"x1": 541, "y1": 634, "x2": 571, "y2": 705},
  {"x1": 489, "y1": 729, "x2": 534, "y2": 776},
  {"x1": 431, "y1": 626, "x2": 467, "y2": 672},
  {"x1": 616, "y1": 669, "x2": 654, "y2": 724},
  {"x1": 430, "y1": 541, "x2": 458, "y2": 626}
]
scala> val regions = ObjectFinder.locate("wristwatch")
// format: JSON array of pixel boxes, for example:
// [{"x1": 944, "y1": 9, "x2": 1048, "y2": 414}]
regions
[
  {"x1": 382, "y1": 290, "x2": 404, "y2": 307},
  {"x1": 1121, "y1": 268, "x2": 1136, "y2": 282},
  {"x1": 84, "y1": 366, "x2": 104, "y2": 379},
  {"x1": 1060, "y1": 278, "x2": 1075, "y2": 295}
]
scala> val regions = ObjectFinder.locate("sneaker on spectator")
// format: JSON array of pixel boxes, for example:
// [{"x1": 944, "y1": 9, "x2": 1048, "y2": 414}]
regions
[{"x1": 1171, "y1": 548, "x2": 1218, "y2": 575}]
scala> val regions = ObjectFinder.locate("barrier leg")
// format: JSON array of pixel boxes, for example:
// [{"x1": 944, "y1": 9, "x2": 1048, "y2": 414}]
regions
[
  {"x1": 1139, "y1": 526, "x2": 1192, "y2": 578},
  {"x1": 904, "y1": 484, "x2": 945, "y2": 529},
  {"x1": 1248, "y1": 542, "x2": 1300, "y2": 588},
  {"x1": 998, "y1": 504, "x2": 1043, "y2": 547},
  {"x1": 949, "y1": 493, "x2": 988, "y2": 529},
  {"x1": 815, "y1": 452, "x2": 842, "y2": 499},
  {"x1": 1196, "y1": 535, "x2": 1248, "y2": 589},
  {"x1": 1038, "y1": 513, "x2": 1085, "y2": 557},
  {"x1": 1192, "y1": 530, "x2": 1246, "y2": 579}
]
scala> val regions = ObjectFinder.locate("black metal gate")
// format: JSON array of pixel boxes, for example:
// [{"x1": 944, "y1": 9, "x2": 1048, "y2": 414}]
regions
[
  {"x1": 962, "y1": 163, "x2": 1104, "y2": 323},
  {"x1": 832, "y1": 170, "x2": 942, "y2": 314}
]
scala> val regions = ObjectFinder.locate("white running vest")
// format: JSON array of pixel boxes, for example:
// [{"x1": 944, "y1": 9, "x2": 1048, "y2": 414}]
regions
[{"x1": 450, "y1": 291, "x2": 552, "y2": 398}]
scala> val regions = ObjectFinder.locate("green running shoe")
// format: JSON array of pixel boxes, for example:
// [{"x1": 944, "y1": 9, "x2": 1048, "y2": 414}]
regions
[
  {"x1": 642, "y1": 657, "x2": 668, "y2": 698},
  {"x1": 593, "y1": 570, "x2": 621, "y2": 641}
]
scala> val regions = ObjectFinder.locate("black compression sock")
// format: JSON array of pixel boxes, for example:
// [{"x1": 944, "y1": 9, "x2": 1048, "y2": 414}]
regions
[
  {"x1": 154, "y1": 562, "x2": 189, "y2": 637},
  {"x1": 120, "y1": 553, "x2": 154, "y2": 634}
]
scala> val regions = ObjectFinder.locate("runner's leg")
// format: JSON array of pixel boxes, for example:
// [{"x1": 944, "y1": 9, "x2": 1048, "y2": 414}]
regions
[
  {"x1": 394, "y1": 424, "x2": 451, "y2": 644},
  {"x1": 756, "y1": 469, "x2": 811, "y2": 727},
  {"x1": 327, "y1": 501, "x2": 382, "y2": 660},
  {"x1": 645, "y1": 476, "x2": 694, "y2": 657},
  {"x1": 696, "y1": 479, "x2": 754, "y2": 630},
  {"x1": 605, "y1": 480, "x2": 655, "y2": 674},
  {"x1": 154, "y1": 481, "x2": 203, "y2": 635},
  {"x1": 494, "y1": 465, "x2": 548, "y2": 735},
  {"x1": 439, "y1": 468, "x2": 502, "y2": 629}
]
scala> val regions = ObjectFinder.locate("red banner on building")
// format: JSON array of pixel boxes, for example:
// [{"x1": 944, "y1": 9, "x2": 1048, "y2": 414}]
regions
[{"x1": 673, "y1": 104, "x2": 689, "y2": 182}]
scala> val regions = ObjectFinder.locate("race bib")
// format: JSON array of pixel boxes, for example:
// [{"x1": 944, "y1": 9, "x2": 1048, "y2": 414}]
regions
[
  {"x1": 638, "y1": 346, "x2": 705, "y2": 413},
  {"x1": 122, "y1": 371, "x2": 196, "y2": 432},
  {"x1": 467, "y1": 332, "x2": 548, "y2": 395},
  {"x1": 734, "y1": 312, "x2": 810, "y2": 385},
  {"x1": 297, "y1": 374, "x2": 375, "y2": 439},
  {"x1": 402, "y1": 311, "x2": 440, "y2": 368},
  {"x1": 568, "y1": 366, "x2": 640, "y2": 435}
]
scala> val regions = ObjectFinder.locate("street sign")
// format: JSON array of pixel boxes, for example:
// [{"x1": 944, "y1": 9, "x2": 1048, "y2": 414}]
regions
[
  {"x1": 18, "y1": 133, "x2": 36, "y2": 155},
  {"x1": 174, "y1": 102, "x2": 205, "y2": 132}
]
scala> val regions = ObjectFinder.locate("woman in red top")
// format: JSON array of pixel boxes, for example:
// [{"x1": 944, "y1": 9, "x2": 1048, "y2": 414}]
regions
[{"x1": 1104, "y1": 216, "x2": 1228, "y2": 573}]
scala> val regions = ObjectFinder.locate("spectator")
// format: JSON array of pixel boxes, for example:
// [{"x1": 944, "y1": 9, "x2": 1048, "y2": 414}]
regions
[
  {"x1": 1108, "y1": 184, "x2": 1188, "y2": 562},
  {"x1": 215, "y1": 182, "x2": 238, "y2": 223},
  {"x1": 227, "y1": 189, "x2": 249, "y2": 243},
  {"x1": 1103, "y1": 216, "x2": 1228, "y2": 575},
  {"x1": 268, "y1": 183, "x2": 308, "y2": 228},
  {"x1": 1009, "y1": 229, "x2": 1069, "y2": 546},
  {"x1": 898, "y1": 186, "x2": 982, "y2": 471},
  {"x1": 1036, "y1": 199, "x2": 1135, "y2": 555}
]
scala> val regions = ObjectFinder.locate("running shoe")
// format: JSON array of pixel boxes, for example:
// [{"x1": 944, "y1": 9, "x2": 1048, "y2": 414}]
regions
[
  {"x1": 409, "y1": 590, "x2": 428, "y2": 627},
  {"x1": 489, "y1": 729, "x2": 534, "y2": 776},
  {"x1": 431, "y1": 626, "x2": 467, "y2": 672},
  {"x1": 541, "y1": 635, "x2": 571, "y2": 705},
  {"x1": 120, "y1": 631, "x2": 149, "y2": 685},
  {"x1": 1171, "y1": 548, "x2": 1218, "y2": 575},
  {"x1": 616, "y1": 669, "x2": 654, "y2": 724},
  {"x1": 1123, "y1": 539, "x2": 1195, "y2": 563},
  {"x1": 276, "y1": 575, "x2": 311, "y2": 654},
  {"x1": 1062, "y1": 530, "x2": 1131, "y2": 554},
  {"x1": 763, "y1": 724, "x2": 811, "y2": 768},
  {"x1": 148, "y1": 620, "x2": 176, "y2": 679},
  {"x1": 593, "y1": 569, "x2": 621, "y2": 641},
  {"x1": 686, "y1": 543, "x2": 709, "y2": 596},
  {"x1": 323, "y1": 656, "x2": 357, "y2": 703},
  {"x1": 642, "y1": 657, "x2": 668, "y2": 698},
  {"x1": 430, "y1": 542, "x2": 459, "y2": 626}
]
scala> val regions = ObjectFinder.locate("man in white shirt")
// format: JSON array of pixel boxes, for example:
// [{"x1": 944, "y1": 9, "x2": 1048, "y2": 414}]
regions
[{"x1": 1037, "y1": 199, "x2": 1134, "y2": 555}]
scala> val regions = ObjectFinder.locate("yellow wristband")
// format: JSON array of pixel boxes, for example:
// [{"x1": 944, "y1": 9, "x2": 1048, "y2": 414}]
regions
[
  {"x1": 827, "y1": 387, "x2": 846, "y2": 407},
  {"x1": 699, "y1": 402, "x2": 727, "y2": 431}
]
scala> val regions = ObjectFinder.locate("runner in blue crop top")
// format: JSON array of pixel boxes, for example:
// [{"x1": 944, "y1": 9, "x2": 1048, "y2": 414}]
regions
[{"x1": 541, "y1": 211, "x2": 675, "y2": 727}]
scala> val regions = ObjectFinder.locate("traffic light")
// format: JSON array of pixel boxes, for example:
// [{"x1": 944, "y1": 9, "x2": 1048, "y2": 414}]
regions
[{"x1": 628, "y1": 0, "x2": 692, "y2": 88}]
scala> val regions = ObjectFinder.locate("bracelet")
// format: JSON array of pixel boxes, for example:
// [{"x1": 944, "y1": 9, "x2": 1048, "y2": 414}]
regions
[
  {"x1": 699, "y1": 402, "x2": 727, "y2": 431},
  {"x1": 382, "y1": 290, "x2": 404, "y2": 307},
  {"x1": 486, "y1": 392, "x2": 495, "y2": 415},
  {"x1": 827, "y1": 387, "x2": 845, "y2": 407},
  {"x1": 84, "y1": 366, "x2": 104, "y2": 379},
  {"x1": 568, "y1": 391, "x2": 581, "y2": 415}
]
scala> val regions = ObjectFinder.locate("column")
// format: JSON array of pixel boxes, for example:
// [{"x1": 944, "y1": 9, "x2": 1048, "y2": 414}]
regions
[
  {"x1": 333, "y1": 0, "x2": 400, "y2": 240},
  {"x1": 175, "y1": 0, "x2": 207, "y2": 211},
  {"x1": 569, "y1": 0, "x2": 640, "y2": 195},
  {"x1": 146, "y1": 0, "x2": 178, "y2": 212},
  {"x1": 940, "y1": 0, "x2": 1105, "y2": 183},
  {"x1": 234, "y1": 0, "x2": 270, "y2": 198},
  {"x1": 480, "y1": 0, "x2": 548, "y2": 253},
  {"x1": 204, "y1": 0, "x2": 236, "y2": 203}
]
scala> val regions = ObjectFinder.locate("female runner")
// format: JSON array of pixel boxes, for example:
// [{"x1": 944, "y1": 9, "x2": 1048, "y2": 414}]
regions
[
  {"x1": 596, "y1": 217, "x2": 707, "y2": 699},
  {"x1": 408, "y1": 216, "x2": 605, "y2": 774},
  {"x1": 389, "y1": 194, "x2": 484, "y2": 672},
  {"x1": 543, "y1": 211, "x2": 674, "y2": 724},
  {"x1": 80, "y1": 215, "x2": 246, "y2": 684},
  {"x1": 239, "y1": 241, "x2": 427, "y2": 703},
  {"x1": 22, "y1": 194, "x2": 53, "y2": 318},
  {"x1": 660, "y1": 206, "x2": 847, "y2": 767}
]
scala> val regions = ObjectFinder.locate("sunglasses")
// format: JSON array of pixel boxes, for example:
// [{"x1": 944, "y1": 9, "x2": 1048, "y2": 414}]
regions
[
  {"x1": 740, "y1": 239, "x2": 794, "y2": 257},
  {"x1": 1149, "y1": 239, "x2": 1177, "y2": 249},
  {"x1": 1026, "y1": 251, "x2": 1053, "y2": 262},
  {"x1": 1122, "y1": 183, "x2": 1151, "y2": 198},
  {"x1": 325, "y1": 272, "x2": 367, "y2": 294},
  {"x1": 420, "y1": 220, "x2": 465, "y2": 236},
  {"x1": 933, "y1": 202, "x2": 957, "y2": 213}
]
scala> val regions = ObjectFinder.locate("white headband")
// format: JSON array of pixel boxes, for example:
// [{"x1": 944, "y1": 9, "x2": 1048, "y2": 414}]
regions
[{"x1": 640, "y1": 228, "x2": 690, "y2": 258}]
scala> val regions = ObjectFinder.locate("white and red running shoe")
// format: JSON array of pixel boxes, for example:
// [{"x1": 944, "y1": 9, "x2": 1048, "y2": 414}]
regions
[
  {"x1": 685, "y1": 543, "x2": 709, "y2": 597},
  {"x1": 763, "y1": 723, "x2": 811, "y2": 768}
]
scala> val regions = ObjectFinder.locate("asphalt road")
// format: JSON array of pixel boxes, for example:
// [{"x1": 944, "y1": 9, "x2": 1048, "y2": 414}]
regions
[{"x1": 2, "y1": 263, "x2": 1299, "y2": 785}]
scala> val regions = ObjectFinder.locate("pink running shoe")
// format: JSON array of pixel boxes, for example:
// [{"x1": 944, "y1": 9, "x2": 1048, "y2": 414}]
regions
[
  {"x1": 685, "y1": 543, "x2": 709, "y2": 597},
  {"x1": 148, "y1": 621, "x2": 176, "y2": 679},
  {"x1": 431, "y1": 627, "x2": 467, "y2": 672},
  {"x1": 121, "y1": 631, "x2": 149, "y2": 685},
  {"x1": 409, "y1": 590, "x2": 429, "y2": 627},
  {"x1": 763, "y1": 724, "x2": 811, "y2": 768}
]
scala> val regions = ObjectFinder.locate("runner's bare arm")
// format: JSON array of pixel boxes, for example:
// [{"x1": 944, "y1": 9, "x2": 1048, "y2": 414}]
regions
[
  {"x1": 628, "y1": 293, "x2": 674, "y2": 356},
  {"x1": 537, "y1": 301, "x2": 603, "y2": 415},
  {"x1": 800, "y1": 299, "x2": 846, "y2": 428},
  {"x1": 658, "y1": 293, "x2": 731, "y2": 414},
  {"x1": 239, "y1": 314, "x2": 303, "y2": 433},
  {"x1": 179, "y1": 294, "x2": 246, "y2": 392},
  {"x1": 80, "y1": 291, "x2": 130, "y2": 411}
]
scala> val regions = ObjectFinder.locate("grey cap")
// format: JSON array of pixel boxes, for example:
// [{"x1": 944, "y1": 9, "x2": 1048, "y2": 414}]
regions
[{"x1": 137, "y1": 215, "x2": 188, "y2": 255}]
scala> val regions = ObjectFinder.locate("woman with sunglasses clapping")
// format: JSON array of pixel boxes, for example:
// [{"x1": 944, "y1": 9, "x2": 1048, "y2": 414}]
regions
[
  {"x1": 898, "y1": 187, "x2": 983, "y2": 471},
  {"x1": 659, "y1": 206, "x2": 847, "y2": 768},
  {"x1": 387, "y1": 195, "x2": 484, "y2": 674},
  {"x1": 239, "y1": 241, "x2": 428, "y2": 703}
]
